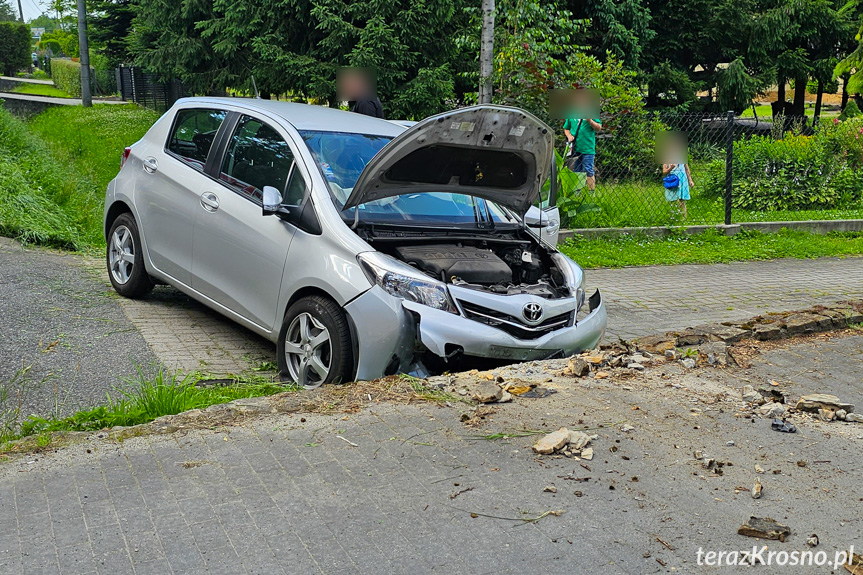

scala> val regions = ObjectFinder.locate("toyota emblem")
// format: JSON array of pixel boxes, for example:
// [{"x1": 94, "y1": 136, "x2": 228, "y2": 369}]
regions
[{"x1": 522, "y1": 302, "x2": 543, "y2": 323}]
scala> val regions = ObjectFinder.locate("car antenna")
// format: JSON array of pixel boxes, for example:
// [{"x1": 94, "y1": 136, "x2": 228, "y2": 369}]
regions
[{"x1": 251, "y1": 76, "x2": 261, "y2": 99}]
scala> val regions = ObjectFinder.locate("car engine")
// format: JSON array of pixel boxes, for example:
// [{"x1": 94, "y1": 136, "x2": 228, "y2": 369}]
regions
[{"x1": 391, "y1": 241, "x2": 567, "y2": 299}]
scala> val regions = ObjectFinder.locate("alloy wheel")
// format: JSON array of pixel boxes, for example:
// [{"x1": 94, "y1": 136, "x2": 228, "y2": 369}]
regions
[
  {"x1": 284, "y1": 312, "x2": 332, "y2": 389},
  {"x1": 109, "y1": 225, "x2": 135, "y2": 285}
]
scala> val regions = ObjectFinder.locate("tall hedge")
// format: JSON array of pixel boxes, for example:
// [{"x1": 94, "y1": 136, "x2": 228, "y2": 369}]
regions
[
  {"x1": 51, "y1": 59, "x2": 82, "y2": 98},
  {"x1": 0, "y1": 22, "x2": 31, "y2": 76}
]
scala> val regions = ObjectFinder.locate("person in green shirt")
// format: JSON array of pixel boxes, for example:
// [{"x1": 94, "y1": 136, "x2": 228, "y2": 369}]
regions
[{"x1": 563, "y1": 115, "x2": 602, "y2": 192}]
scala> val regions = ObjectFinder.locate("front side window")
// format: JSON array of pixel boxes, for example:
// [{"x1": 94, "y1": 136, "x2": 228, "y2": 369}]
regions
[
  {"x1": 220, "y1": 115, "x2": 303, "y2": 203},
  {"x1": 166, "y1": 108, "x2": 226, "y2": 171}
]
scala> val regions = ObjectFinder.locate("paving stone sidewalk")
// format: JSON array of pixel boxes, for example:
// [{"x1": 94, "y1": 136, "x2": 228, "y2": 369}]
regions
[{"x1": 114, "y1": 256, "x2": 863, "y2": 374}]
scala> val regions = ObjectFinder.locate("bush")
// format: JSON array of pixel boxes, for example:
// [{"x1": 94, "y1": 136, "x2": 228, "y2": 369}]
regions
[
  {"x1": 51, "y1": 59, "x2": 83, "y2": 98},
  {"x1": 0, "y1": 22, "x2": 31, "y2": 76},
  {"x1": 703, "y1": 121, "x2": 863, "y2": 212},
  {"x1": 839, "y1": 100, "x2": 862, "y2": 121}
]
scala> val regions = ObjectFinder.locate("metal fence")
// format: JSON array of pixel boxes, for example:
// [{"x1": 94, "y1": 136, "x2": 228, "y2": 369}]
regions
[
  {"x1": 556, "y1": 110, "x2": 845, "y2": 229},
  {"x1": 116, "y1": 66, "x2": 188, "y2": 113}
]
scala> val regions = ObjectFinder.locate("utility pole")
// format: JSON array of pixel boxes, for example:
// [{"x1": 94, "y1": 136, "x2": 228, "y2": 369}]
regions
[
  {"x1": 17, "y1": 0, "x2": 24, "y2": 22},
  {"x1": 478, "y1": 0, "x2": 494, "y2": 104},
  {"x1": 76, "y1": 0, "x2": 92, "y2": 107}
]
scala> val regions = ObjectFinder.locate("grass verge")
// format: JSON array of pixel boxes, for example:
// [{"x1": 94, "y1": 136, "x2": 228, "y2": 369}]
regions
[
  {"x1": 1, "y1": 368, "x2": 297, "y2": 447},
  {"x1": 12, "y1": 83, "x2": 73, "y2": 98},
  {"x1": 0, "y1": 104, "x2": 158, "y2": 250},
  {"x1": 562, "y1": 228, "x2": 863, "y2": 268}
]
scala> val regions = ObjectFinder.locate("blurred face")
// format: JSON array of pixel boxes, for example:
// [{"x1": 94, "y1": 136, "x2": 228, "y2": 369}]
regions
[
  {"x1": 337, "y1": 68, "x2": 376, "y2": 101},
  {"x1": 656, "y1": 131, "x2": 688, "y2": 164},
  {"x1": 550, "y1": 88, "x2": 600, "y2": 119}
]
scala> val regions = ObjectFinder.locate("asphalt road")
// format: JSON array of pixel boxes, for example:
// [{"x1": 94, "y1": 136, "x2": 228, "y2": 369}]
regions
[{"x1": 0, "y1": 237, "x2": 158, "y2": 423}]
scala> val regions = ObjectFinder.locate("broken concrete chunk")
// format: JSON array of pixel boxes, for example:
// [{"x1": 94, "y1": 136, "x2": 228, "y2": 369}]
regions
[
  {"x1": 543, "y1": 485, "x2": 557, "y2": 493},
  {"x1": 680, "y1": 358, "x2": 696, "y2": 369},
  {"x1": 783, "y1": 313, "x2": 822, "y2": 334},
  {"x1": 579, "y1": 447, "x2": 594, "y2": 460},
  {"x1": 473, "y1": 383, "x2": 503, "y2": 404},
  {"x1": 737, "y1": 516, "x2": 791, "y2": 542},
  {"x1": 635, "y1": 334, "x2": 677, "y2": 354},
  {"x1": 846, "y1": 413, "x2": 863, "y2": 423},
  {"x1": 568, "y1": 430, "x2": 591, "y2": 450},
  {"x1": 697, "y1": 341, "x2": 728, "y2": 366},
  {"x1": 771, "y1": 419, "x2": 797, "y2": 433},
  {"x1": 796, "y1": 394, "x2": 855, "y2": 414},
  {"x1": 563, "y1": 357, "x2": 590, "y2": 377},
  {"x1": 627, "y1": 362, "x2": 646, "y2": 371},
  {"x1": 836, "y1": 409, "x2": 847, "y2": 421},
  {"x1": 533, "y1": 427, "x2": 572, "y2": 454},
  {"x1": 759, "y1": 402, "x2": 786, "y2": 418},
  {"x1": 742, "y1": 385, "x2": 766, "y2": 405},
  {"x1": 751, "y1": 478, "x2": 762, "y2": 499},
  {"x1": 753, "y1": 322, "x2": 783, "y2": 341}
]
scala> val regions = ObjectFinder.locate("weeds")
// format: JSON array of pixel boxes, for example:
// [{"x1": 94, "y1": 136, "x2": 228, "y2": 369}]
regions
[{"x1": 6, "y1": 367, "x2": 298, "y2": 443}]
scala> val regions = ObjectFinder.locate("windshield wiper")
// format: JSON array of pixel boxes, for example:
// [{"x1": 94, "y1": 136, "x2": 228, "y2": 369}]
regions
[{"x1": 473, "y1": 198, "x2": 495, "y2": 230}]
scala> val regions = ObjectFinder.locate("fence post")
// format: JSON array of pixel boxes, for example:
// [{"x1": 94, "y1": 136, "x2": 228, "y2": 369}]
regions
[{"x1": 724, "y1": 110, "x2": 734, "y2": 226}]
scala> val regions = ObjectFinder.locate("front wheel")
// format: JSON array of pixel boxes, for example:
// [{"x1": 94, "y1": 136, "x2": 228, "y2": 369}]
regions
[
  {"x1": 106, "y1": 213, "x2": 154, "y2": 299},
  {"x1": 277, "y1": 296, "x2": 353, "y2": 389}
]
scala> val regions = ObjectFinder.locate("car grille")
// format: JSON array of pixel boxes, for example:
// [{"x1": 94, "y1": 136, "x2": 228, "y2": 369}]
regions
[{"x1": 457, "y1": 300, "x2": 573, "y2": 340}]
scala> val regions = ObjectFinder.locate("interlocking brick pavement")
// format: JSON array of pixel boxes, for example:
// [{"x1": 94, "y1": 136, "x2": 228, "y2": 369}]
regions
[{"x1": 110, "y1": 256, "x2": 863, "y2": 374}]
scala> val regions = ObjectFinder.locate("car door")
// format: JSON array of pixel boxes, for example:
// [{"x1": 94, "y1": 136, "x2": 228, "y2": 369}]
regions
[
  {"x1": 136, "y1": 107, "x2": 228, "y2": 285},
  {"x1": 191, "y1": 113, "x2": 305, "y2": 330}
]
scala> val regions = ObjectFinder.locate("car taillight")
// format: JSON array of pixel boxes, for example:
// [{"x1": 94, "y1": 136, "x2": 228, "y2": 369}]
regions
[{"x1": 120, "y1": 147, "x2": 131, "y2": 168}]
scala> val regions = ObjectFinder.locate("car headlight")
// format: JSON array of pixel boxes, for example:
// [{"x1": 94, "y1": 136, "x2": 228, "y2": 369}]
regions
[
  {"x1": 551, "y1": 253, "x2": 586, "y2": 309},
  {"x1": 358, "y1": 252, "x2": 457, "y2": 313}
]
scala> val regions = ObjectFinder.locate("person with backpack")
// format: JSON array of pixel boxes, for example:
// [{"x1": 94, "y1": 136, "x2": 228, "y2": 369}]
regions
[{"x1": 563, "y1": 89, "x2": 602, "y2": 192}]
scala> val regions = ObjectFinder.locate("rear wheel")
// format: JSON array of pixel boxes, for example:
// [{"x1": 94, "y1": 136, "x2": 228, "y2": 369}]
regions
[
  {"x1": 106, "y1": 213, "x2": 154, "y2": 299},
  {"x1": 277, "y1": 296, "x2": 353, "y2": 389}
]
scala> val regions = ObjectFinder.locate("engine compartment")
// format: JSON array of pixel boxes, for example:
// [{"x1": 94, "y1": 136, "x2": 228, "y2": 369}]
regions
[{"x1": 370, "y1": 232, "x2": 570, "y2": 299}]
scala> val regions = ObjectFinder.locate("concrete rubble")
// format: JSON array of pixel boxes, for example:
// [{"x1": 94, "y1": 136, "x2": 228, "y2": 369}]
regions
[{"x1": 532, "y1": 427, "x2": 594, "y2": 458}]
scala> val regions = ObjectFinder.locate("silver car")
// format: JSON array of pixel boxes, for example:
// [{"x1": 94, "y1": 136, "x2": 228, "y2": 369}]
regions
[{"x1": 104, "y1": 98, "x2": 606, "y2": 387}]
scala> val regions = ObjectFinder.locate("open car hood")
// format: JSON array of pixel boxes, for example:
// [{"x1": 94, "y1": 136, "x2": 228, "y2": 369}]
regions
[{"x1": 343, "y1": 105, "x2": 554, "y2": 216}]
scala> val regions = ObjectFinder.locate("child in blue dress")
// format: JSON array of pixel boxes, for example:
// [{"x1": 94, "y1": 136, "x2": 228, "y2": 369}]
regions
[{"x1": 661, "y1": 141, "x2": 694, "y2": 219}]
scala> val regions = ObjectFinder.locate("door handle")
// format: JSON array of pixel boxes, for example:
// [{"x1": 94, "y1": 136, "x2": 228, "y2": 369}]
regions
[
  {"x1": 142, "y1": 157, "x2": 158, "y2": 173},
  {"x1": 200, "y1": 192, "x2": 220, "y2": 212}
]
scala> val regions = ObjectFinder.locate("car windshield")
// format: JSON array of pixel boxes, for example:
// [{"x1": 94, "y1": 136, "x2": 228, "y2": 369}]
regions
[{"x1": 299, "y1": 130, "x2": 517, "y2": 226}]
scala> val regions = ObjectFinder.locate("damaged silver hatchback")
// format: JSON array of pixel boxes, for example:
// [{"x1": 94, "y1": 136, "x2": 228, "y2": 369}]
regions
[{"x1": 104, "y1": 99, "x2": 606, "y2": 387}]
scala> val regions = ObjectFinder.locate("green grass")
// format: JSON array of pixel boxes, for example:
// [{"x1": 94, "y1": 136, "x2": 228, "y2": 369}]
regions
[
  {"x1": 561, "y1": 228, "x2": 863, "y2": 268},
  {"x1": 5, "y1": 368, "x2": 297, "y2": 443},
  {"x1": 0, "y1": 104, "x2": 158, "y2": 250},
  {"x1": 12, "y1": 83, "x2": 73, "y2": 98},
  {"x1": 740, "y1": 103, "x2": 841, "y2": 118}
]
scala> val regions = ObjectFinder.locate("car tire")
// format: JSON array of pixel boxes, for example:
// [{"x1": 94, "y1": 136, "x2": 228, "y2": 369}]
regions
[
  {"x1": 278, "y1": 295, "x2": 353, "y2": 389},
  {"x1": 106, "y1": 213, "x2": 154, "y2": 299}
]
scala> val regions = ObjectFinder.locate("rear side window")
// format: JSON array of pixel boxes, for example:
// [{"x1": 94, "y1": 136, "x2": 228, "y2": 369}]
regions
[
  {"x1": 219, "y1": 115, "x2": 305, "y2": 203},
  {"x1": 166, "y1": 108, "x2": 227, "y2": 171}
]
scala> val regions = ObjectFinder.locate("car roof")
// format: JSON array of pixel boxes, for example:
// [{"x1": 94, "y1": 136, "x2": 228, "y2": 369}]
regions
[{"x1": 175, "y1": 97, "x2": 406, "y2": 137}]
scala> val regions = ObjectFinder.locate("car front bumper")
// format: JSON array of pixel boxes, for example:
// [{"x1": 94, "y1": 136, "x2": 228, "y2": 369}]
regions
[{"x1": 403, "y1": 289, "x2": 606, "y2": 363}]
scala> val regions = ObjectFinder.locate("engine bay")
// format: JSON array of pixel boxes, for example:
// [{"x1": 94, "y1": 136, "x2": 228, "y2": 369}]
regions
[{"x1": 367, "y1": 231, "x2": 571, "y2": 299}]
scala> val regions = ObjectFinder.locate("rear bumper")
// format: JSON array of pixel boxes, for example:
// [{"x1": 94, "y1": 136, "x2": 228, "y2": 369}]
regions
[{"x1": 403, "y1": 289, "x2": 606, "y2": 362}]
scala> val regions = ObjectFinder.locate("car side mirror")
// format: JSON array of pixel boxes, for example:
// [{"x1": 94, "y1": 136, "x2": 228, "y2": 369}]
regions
[{"x1": 262, "y1": 185, "x2": 284, "y2": 216}]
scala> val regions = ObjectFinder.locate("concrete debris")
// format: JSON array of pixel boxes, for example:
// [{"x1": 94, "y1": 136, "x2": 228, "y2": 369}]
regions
[
  {"x1": 635, "y1": 335, "x2": 676, "y2": 354},
  {"x1": 697, "y1": 341, "x2": 728, "y2": 366},
  {"x1": 755, "y1": 464, "x2": 765, "y2": 474},
  {"x1": 532, "y1": 427, "x2": 594, "y2": 456},
  {"x1": 533, "y1": 427, "x2": 573, "y2": 454},
  {"x1": 473, "y1": 383, "x2": 503, "y2": 404},
  {"x1": 569, "y1": 430, "x2": 591, "y2": 450},
  {"x1": 741, "y1": 386, "x2": 766, "y2": 405},
  {"x1": 796, "y1": 394, "x2": 855, "y2": 414},
  {"x1": 680, "y1": 358, "x2": 696, "y2": 369},
  {"x1": 759, "y1": 402, "x2": 786, "y2": 418},
  {"x1": 620, "y1": 424, "x2": 635, "y2": 433},
  {"x1": 543, "y1": 485, "x2": 557, "y2": 493},
  {"x1": 806, "y1": 534, "x2": 819, "y2": 548},
  {"x1": 737, "y1": 516, "x2": 791, "y2": 542},
  {"x1": 665, "y1": 350, "x2": 676, "y2": 360},
  {"x1": 836, "y1": 409, "x2": 847, "y2": 421},
  {"x1": 846, "y1": 413, "x2": 863, "y2": 423},
  {"x1": 563, "y1": 358, "x2": 590, "y2": 377},
  {"x1": 751, "y1": 478, "x2": 762, "y2": 499},
  {"x1": 627, "y1": 362, "x2": 646, "y2": 371}
]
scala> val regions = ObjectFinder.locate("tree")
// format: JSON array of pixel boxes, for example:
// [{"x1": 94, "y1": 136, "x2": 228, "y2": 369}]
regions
[
  {"x1": 566, "y1": 0, "x2": 654, "y2": 70},
  {"x1": 0, "y1": 1, "x2": 18, "y2": 22},
  {"x1": 86, "y1": 0, "x2": 134, "y2": 66},
  {"x1": 0, "y1": 21, "x2": 30, "y2": 75}
]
